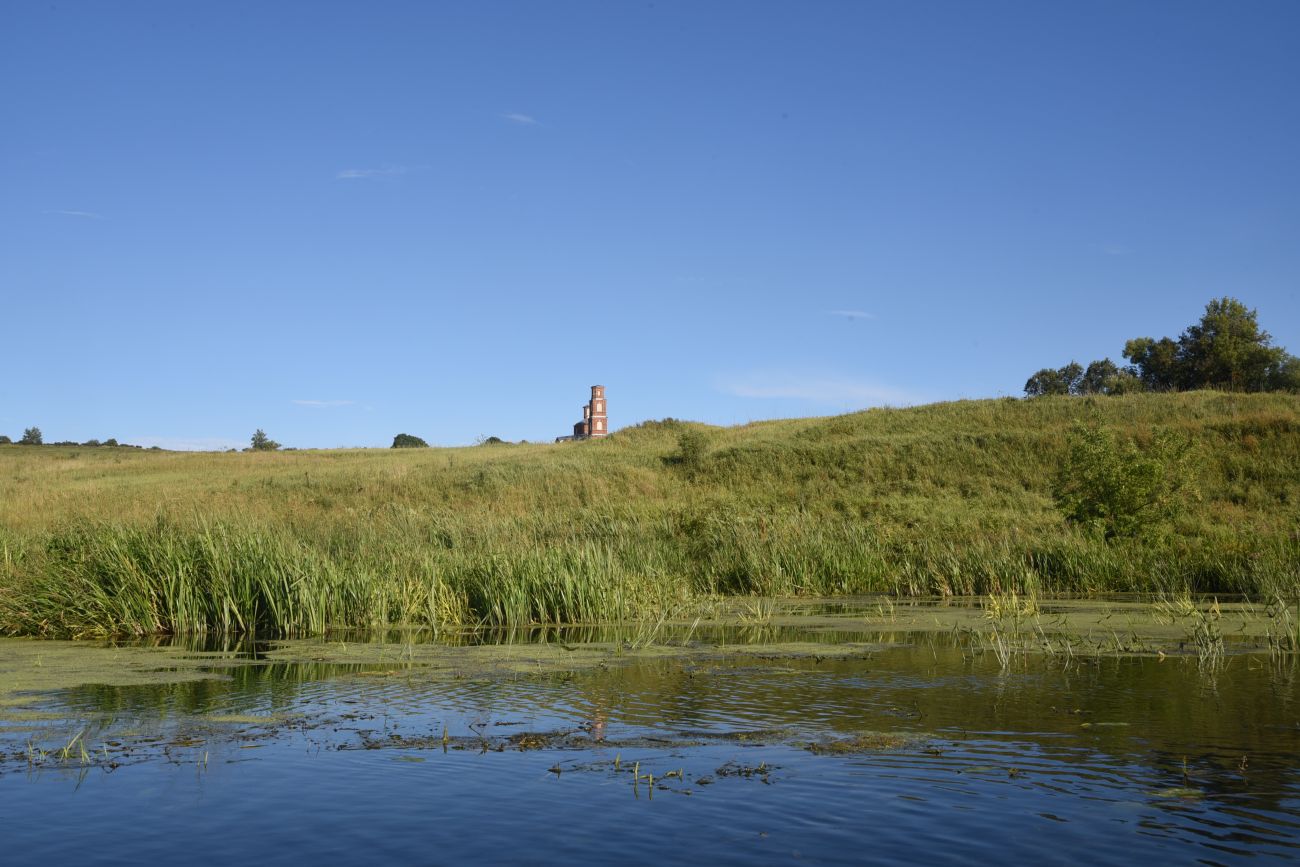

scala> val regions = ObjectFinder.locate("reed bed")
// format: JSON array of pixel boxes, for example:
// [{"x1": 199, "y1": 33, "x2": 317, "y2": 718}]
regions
[{"x1": 1, "y1": 391, "x2": 1297, "y2": 636}]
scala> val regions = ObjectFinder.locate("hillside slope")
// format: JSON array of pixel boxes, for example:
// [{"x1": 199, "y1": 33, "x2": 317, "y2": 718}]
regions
[{"x1": 1, "y1": 392, "x2": 1297, "y2": 635}]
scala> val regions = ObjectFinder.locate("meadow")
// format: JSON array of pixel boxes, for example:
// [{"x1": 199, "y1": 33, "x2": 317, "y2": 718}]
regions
[{"x1": 1, "y1": 391, "x2": 1297, "y2": 637}]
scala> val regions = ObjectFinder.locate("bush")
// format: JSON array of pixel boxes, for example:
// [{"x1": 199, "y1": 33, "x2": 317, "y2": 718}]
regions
[
  {"x1": 671, "y1": 429, "x2": 709, "y2": 477},
  {"x1": 19, "y1": 427, "x2": 42, "y2": 445},
  {"x1": 0, "y1": 435, "x2": 11, "y2": 445},
  {"x1": 391, "y1": 433, "x2": 429, "y2": 448},
  {"x1": 1055, "y1": 424, "x2": 1194, "y2": 538}
]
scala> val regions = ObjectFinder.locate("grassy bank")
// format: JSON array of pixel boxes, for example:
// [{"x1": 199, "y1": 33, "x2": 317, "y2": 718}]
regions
[{"x1": 1, "y1": 392, "x2": 1297, "y2": 636}]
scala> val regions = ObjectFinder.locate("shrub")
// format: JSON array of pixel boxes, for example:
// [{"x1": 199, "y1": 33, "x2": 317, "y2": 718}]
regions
[
  {"x1": 1055, "y1": 424, "x2": 1194, "y2": 538},
  {"x1": 19, "y1": 427, "x2": 42, "y2": 445},
  {"x1": 672, "y1": 429, "x2": 709, "y2": 477},
  {"x1": 391, "y1": 433, "x2": 429, "y2": 448}
]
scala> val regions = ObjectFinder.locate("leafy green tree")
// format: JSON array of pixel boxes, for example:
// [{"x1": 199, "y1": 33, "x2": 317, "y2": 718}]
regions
[
  {"x1": 1079, "y1": 359, "x2": 1118, "y2": 394},
  {"x1": 1024, "y1": 369, "x2": 1062, "y2": 397},
  {"x1": 1125, "y1": 298, "x2": 1294, "y2": 392},
  {"x1": 1024, "y1": 362, "x2": 1083, "y2": 397},
  {"x1": 249, "y1": 429, "x2": 281, "y2": 451},
  {"x1": 1077, "y1": 358, "x2": 1139, "y2": 395},
  {"x1": 1122, "y1": 337, "x2": 1180, "y2": 391},
  {"x1": 0, "y1": 435, "x2": 11, "y2": 444},
  {"x1": 19, "y1": 427, "x2": 43, "y2": 445},
  {"x1": 1175, "y1": 297, "x2": 1287, "y2": 391},
  {"x1": 104, "y1": 438, "x2": 119, "y2": 447},
  {"x1": 1267, "y1": 353, "x2": 1300, "y2": 392},
  {"x1": 1055, "y1": 424, "x2": 1194, "y2": 538},
  {"x1": 391, "y1": 433, "x2": 429, "y2": 448}
]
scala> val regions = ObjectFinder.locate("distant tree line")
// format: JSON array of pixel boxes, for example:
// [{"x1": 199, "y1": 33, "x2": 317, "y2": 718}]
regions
[
  {"x1": 0, "y1": 427, "x2": 135, "y2": 447},
  {"x1": 0, "y1": 426, "x2": 292, "y2": 452},
  {"x1": 1026, "y1": 297, "x2": 1300, "y2": 397},
  {"x1": 3, "y1": 428, "x2": 529, "y2": 451},
  {"x1": 390, "y1": 434, "x2": 519, "y2": 448}
]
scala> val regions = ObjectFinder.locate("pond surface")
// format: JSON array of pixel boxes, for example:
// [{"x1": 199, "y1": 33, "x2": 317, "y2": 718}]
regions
[{"x1": 1, "y1": 599, "x2": 1298, "y2": 865}]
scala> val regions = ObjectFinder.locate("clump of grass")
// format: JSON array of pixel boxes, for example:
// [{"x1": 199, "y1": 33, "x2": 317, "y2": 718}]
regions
[
  {"x1": 735, "y1": 597, "x2": 776, "y2": 626},
  {"x1": 984, "y1": 625, "x2": 1015, "y2": 669},
  {"x1": 1155, "y1": 591, "x2": 1225, "y2": 666},
  {"x1": 1264, "y1": 593, "x2": 1300, "y2": 657},
  {"x1": 984, "y1": 589, "x2": 1039, "y2": 624}
]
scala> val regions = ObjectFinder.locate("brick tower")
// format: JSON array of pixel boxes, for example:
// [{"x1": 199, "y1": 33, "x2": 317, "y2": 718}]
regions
[
  {"x1": 561, "y1": 385, "x2": 609, "y2": 441},
  {"x1": 588, "y1": 385, "x2": 608, "y2": 437}
]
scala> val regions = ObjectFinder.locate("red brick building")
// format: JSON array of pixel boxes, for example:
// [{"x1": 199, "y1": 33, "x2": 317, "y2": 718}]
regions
[{"x1": 557, "y1": 385, "x2": 608, "y2": 441}]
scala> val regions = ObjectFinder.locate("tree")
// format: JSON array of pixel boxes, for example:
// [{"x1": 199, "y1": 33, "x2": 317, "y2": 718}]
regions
[
  {"x1": 1024, "y1": 362, "x2": 1083, "y2": 397},
  {"x1": 1079, "y1": 359, "x2": 1118, "y2": 394},
  {"x1": 1078, "y1": 358, "x2": 1139, "y2": 395},
  {"x1": 249, "y1": 429, "x2": 281, "y2": 451},
  {"x1": 19, "y1": 427, "x2": 42, "y2": 445},
  {"x1": 391, "y1": 433, "x2": 429, "y2": 448},
  {"x1": 1174, "y1": 297, "x2": 1287, "y2": 391},
  {"x1": 104, "y1": 438, "x2": 119, "y2": 447},
  {"x1": 1024, "y1": 369, "x2": 1060, "y2": 397},
  {"x1": 1124, "y1": 298, "x2": 1294, "y2": 392},
  {"x1": 1268, "y1": 353, "x2": 1300, "y2": 392},
  {"x1": 0, "y1": 435, "x2": 11, "y2": 444},
  {"x1": 1122, "y1": 337, "x2": 1180, "y2": 391}
]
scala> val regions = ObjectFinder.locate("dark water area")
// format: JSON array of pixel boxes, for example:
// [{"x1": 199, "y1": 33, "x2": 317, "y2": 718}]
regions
[{"x1": 2, "y1": 616, "x2": 1299, "y2": 865}]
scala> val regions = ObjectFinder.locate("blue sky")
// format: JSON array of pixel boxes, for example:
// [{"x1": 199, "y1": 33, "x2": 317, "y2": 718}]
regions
[{"x1": 3, "y1": 1, "x2": 1297, "y2": 449}]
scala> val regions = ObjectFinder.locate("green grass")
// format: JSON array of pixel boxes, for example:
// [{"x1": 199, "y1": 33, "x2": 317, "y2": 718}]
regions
[{"x1": 1, "y1": 391, "x2": 1297, "y2": 637}]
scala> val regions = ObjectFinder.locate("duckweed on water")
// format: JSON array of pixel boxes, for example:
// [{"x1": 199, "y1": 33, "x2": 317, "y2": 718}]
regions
[
  {"x1": 806, "y1": 732, "x2": 929, "y2": 754},
  {"x1": 2, "y1": 594, "x2": 1290, "y2": 709},
  {"x1": 0, "y1": 638, "x2": 235, "y2": 704},
  {"x1": 1, "y1": 596, "x2": 1296, "y2": 782}
]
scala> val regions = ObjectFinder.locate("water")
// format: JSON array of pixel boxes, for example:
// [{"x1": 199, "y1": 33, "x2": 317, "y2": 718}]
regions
[{"x1": 2, "y1": 603, "x2": 1298, "y2": 864}]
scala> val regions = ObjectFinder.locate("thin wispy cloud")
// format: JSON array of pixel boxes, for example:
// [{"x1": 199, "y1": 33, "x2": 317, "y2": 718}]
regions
[
  {"x1": 293, "y1": 399, "x2": 356, "y2": 408},
  {"x1": 44, "y1": 209, "x2": 104, "y2": 220},
  {"x1": 717, "y1": 373, "x2": 917, "y2": 406},
  {"x1": 828, "y1": 309, "x2": 875, "y2": 321},
  {"x1": 502, "y1": 113, "x2": 539, "y2": 125},
  {"x1": 335, "y1": 166, "x2": 410, "y2": 180},
  {"x1": 132, "y1": 437, "x2": 245, "y2": 452}
]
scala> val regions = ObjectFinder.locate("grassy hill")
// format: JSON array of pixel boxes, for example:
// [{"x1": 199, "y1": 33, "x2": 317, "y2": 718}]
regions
[{"x1": 2, "y1": 391, "x2": 1297, "y2": 636}]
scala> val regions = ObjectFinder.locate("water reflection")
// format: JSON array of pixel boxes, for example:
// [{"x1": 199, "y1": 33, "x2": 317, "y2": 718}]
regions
[{"x1": 2, "y1": 617, "x2": 1299, "y2": 864}]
